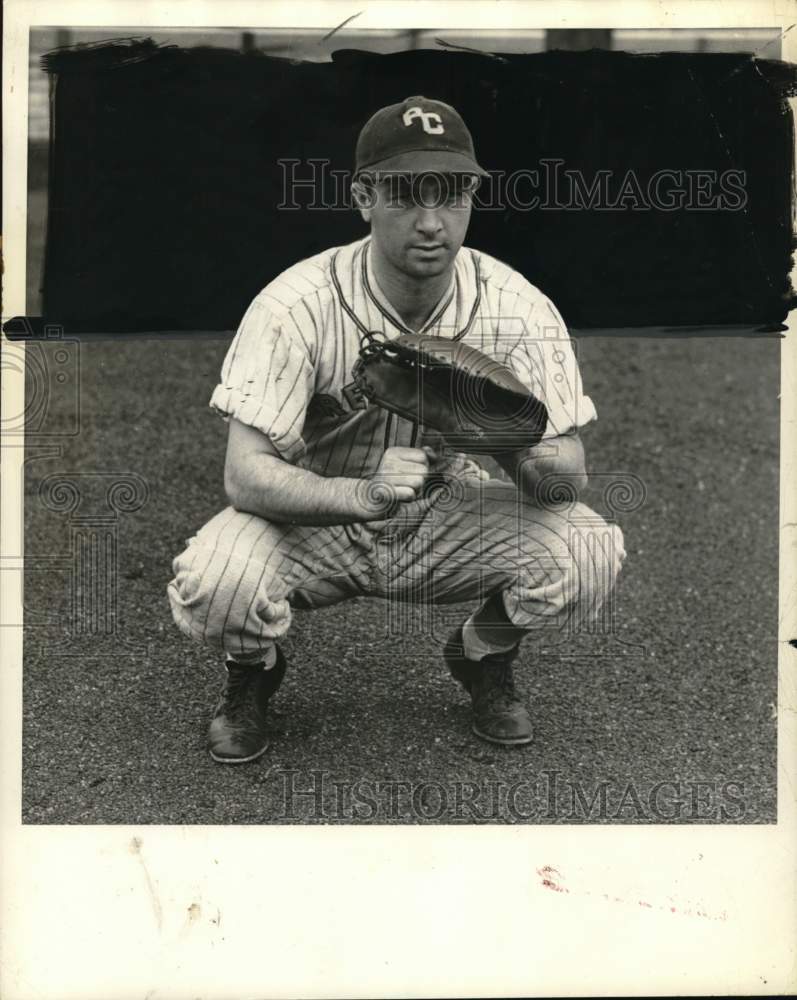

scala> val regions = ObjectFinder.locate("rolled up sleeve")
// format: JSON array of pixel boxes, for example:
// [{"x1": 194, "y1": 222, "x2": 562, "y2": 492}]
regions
[{"x1": 210, "y1": 298, "x2": 314, "y2": 462}]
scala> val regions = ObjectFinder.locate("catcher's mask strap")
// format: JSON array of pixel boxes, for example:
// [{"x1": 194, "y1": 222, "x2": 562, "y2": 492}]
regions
[
  {"x1": 331, "y1": 248, "x2": 377, "y2": 346},
  {"x1": 330, "y1": 244, "x2": 483, "y2": 352},
  {"x1": 362, "y1": 242, "x2": 455, "y2": 338}
]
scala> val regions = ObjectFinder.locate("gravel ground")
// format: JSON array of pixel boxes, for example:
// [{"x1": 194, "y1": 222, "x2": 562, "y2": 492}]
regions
[{"x1": 21, "y1": 333, "x2": 779, "y2": 824}]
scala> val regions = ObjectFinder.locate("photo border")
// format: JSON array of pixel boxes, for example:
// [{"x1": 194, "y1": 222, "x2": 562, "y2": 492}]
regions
[{"x1": 2, "y1": 2, "x2": 795, "y2": 996}]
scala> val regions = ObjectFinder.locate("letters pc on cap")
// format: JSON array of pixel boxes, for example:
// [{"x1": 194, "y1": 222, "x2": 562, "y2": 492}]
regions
[{"x1": 354, "y1": 95, "x2": 489, "y2": 178}]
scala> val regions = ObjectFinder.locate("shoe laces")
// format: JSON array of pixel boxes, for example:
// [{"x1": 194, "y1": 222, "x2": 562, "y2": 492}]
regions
[
  {"x1": 475, "y1": 653, "x2": 520, "y2": 711},
  {"x1": 220, "y1": 664, "x2": 265, "y2": 725}
]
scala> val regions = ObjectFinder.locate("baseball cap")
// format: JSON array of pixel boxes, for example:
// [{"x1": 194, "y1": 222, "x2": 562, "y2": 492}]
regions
[{"x1": 354, "y1": 95, "x2": 488, "y2": 179}]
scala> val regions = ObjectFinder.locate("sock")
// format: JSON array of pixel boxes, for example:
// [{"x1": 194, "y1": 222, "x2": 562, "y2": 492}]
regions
[
  {"x1": 227, "y1": 644, "x2": 278, "y2": 670},
  {"x1": 462, "y1": 617, "x2": 519, "y2": 662}
]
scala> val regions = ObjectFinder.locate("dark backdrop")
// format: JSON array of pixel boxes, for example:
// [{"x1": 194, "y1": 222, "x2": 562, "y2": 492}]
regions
[{"x1": 28, "y1": 40, "x2": 797, "y2": 332}]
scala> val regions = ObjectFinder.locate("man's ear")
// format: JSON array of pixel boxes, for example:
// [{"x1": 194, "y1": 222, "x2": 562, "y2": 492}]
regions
[{"x1": 351, "y1": 179, "x2": 376, "y2": 222}]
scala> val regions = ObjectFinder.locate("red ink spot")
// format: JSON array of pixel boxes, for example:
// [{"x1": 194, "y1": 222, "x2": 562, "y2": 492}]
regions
[{"x1": 537, "y1": 865, "x2": 568, "y2": 893}]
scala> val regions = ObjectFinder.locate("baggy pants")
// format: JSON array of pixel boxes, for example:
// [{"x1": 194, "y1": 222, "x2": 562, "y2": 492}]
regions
[{"x1": 167, "y1": 480, "x2": 625, "y2": 660}]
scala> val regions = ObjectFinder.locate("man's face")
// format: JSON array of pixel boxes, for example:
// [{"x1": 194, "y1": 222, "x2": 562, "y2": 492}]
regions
[{"x1": 360, "y1": 172, "x2": 475, "y2": 279}]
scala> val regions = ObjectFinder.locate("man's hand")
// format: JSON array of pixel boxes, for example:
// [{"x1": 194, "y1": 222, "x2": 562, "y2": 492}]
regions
[
  {"x1": 424, "y1": 447, "x2": 490, "y2": 484},
  {"x1": 367, "y1": 446, "x2": 431, "y2": 505}
]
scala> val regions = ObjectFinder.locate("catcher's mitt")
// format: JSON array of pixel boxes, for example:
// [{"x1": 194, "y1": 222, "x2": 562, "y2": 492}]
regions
[{"x1": 343, "y1": 332, "x2": 548, "y2": 454}]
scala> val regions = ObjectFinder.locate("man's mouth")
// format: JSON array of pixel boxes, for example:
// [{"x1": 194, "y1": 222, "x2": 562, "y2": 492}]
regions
[{"x1": 411, "y1": 243, "x2": 445, "y2": 253}]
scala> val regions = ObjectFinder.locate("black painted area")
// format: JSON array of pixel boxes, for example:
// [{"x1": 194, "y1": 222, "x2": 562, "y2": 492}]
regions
[{"x1": 34, "y1": 40, "x2": 797, "y2": 333}]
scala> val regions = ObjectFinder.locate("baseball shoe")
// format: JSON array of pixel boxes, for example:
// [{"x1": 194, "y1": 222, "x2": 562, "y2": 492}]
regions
[
  {"x1": 443, "y1": 627, "x2": 533, "y2": 745},
  {"x1": 208, "y1": 648, "x2": 288, "y2": 764}
]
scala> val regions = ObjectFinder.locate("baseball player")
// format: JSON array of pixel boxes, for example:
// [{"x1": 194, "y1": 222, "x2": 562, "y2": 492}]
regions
[{"x1": 168, "y1": 95, "x2": 625, "y2": 763}]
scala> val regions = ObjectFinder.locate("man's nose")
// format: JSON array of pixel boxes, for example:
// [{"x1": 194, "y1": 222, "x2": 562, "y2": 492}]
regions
[{"x1": 415, "y1": 207, "x2": 443, "y2": 236}]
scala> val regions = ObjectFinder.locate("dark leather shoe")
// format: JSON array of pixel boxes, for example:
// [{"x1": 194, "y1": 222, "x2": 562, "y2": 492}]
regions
[
  {"x1": 444, "y1": 628, "x2": 533, "y2": 745},
  {"x1": 208, "y1": 649, "x2": 287, "y2": 763}
]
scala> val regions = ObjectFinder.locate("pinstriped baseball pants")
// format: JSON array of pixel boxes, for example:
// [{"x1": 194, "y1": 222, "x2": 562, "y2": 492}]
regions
[{"x1": 167, "y1": 480, "x2": 625, "y2": 660}]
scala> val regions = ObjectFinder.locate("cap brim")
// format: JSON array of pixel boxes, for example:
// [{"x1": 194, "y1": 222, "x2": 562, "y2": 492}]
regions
[{"x1": 357, "y1": 149, "x2": 489, "y2": 178}]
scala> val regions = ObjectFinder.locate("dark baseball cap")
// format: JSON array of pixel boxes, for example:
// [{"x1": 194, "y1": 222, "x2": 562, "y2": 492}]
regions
[{"x1": 354, "y1": 95, "x2": 488, "y2": 179}]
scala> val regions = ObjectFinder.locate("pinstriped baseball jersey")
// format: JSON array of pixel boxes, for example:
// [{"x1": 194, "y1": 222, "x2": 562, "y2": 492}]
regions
[{"x1": 209, "y1": 235, "x2": 597, "y2": 479}]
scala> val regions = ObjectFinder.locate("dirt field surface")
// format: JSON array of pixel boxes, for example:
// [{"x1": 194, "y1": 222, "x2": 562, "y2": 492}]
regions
[{"x1": 20, "y1": 333, "x2": 779, "y2": 824}]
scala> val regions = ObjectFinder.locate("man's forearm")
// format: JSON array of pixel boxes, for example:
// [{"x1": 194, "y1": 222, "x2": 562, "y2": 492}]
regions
[
  {"x1": 226, "y1": 454, "x2": 379, "y2": 526},
  {"x1": 500, "y1": 434, "x2": 588, "y2": 505}
]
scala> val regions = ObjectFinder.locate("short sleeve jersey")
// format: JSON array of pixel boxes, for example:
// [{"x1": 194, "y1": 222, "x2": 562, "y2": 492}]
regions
[{"x1": 210, "y1": 236, "x2": 597, "y2": 478}]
